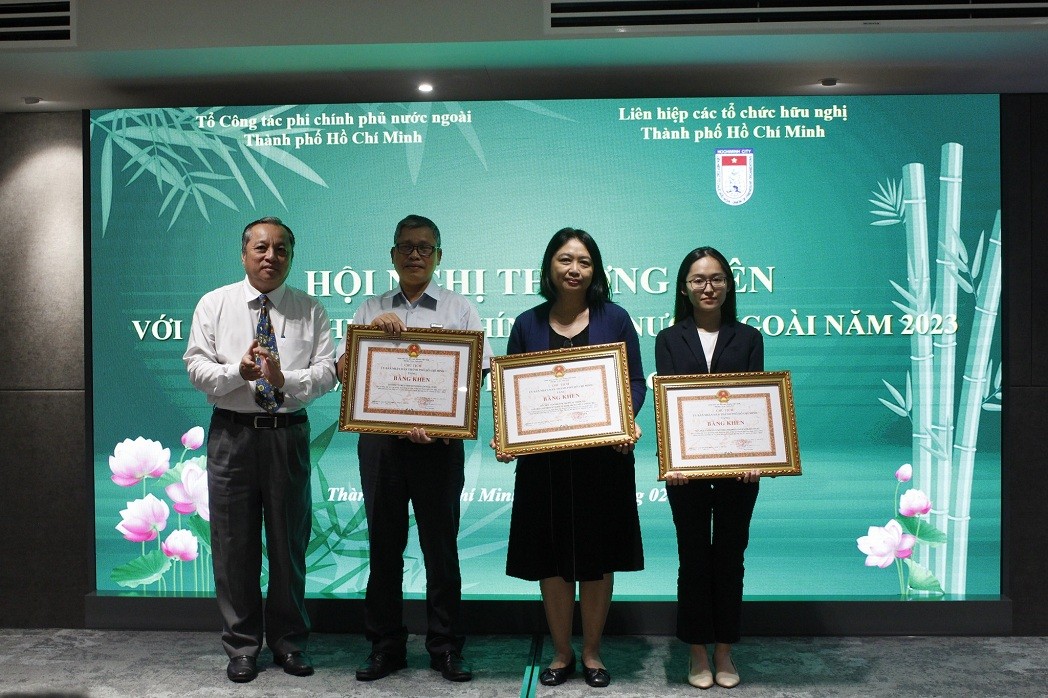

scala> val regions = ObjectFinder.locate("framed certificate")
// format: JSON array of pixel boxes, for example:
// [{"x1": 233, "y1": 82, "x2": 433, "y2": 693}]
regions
[
  {"x1": 338, "y1": 326, "x2": 485, "y2": 439},
  {"x1": 490, "y1": 342, "x2": 636, "y2": 456},
  {"x1": 653, "y1": 370, "x2": 801, "y2": 479}
]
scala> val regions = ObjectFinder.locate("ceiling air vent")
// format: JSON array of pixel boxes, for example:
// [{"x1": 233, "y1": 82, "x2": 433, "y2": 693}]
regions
[
  {"x1": 545, "y1": 1, "x2": 1048, "y2": 34},
  {"x1": 0, "y1": 0, "x2": 74, "y2": 48}
]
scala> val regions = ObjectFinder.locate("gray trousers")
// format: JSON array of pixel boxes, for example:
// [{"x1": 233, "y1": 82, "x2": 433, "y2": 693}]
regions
[{"x1": 206, "y1": 409, "x2": 312, "y2": 658}]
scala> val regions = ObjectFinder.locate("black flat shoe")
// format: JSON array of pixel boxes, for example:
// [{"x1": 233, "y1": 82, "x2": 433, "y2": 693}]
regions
[
  {"x1": 274, "y1": 650, "x2": 314, "y2": 676},
  {"x1": 539, "y1": 654, "x2": 576, "y2": 686},
  {"x1": 355, "y1": 651, "x2": 407, "y2": 681},
  {"x1": 583, "y1": 666, "x2": 611, "y2": 688},
  {"x1": 226, "y1": 655, "x2": 257, "y2": 683}
]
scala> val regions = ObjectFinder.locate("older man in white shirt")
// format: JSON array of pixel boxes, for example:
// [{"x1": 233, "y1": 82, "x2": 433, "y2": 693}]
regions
[{"x1": 184, "y1": 217, "x2": 336, "y2": 683}]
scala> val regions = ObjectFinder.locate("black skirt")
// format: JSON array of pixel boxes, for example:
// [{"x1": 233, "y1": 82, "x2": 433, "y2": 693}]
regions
[{"x1": 505, "y1": 445, "x2": 644, "y2": 582}]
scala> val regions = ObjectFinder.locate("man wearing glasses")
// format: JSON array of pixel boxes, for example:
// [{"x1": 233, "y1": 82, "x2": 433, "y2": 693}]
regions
[{"x1": 336, "y1": 214, "x2": 491, "y2": 683}]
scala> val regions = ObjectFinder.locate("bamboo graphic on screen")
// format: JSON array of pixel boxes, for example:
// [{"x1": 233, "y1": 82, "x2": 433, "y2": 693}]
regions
[
  {"x1": 873, "y1": 143, "x2": 1001, "y2": 595},
  {"x1": 901, "y1": 162, "x2": 935, "y2": 567},
  {"x1": 930, "y1": 143, "x2": 963, "y2": 585},
  {"x1": 91, "y1": 103, "x2": 567, "y2": 235},
  {"x1": 91, "y1": 107, "x2": 331, "y2": 234},
  {"x1": 948, "y1": 211, "x2": 1002, "y2": 593}
]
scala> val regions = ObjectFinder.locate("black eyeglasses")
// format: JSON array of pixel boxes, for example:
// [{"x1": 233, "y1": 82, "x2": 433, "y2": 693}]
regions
[
  {"x1": 686, "y1": 275, "x2": 728, "y2": 289},
  {"x1": 393, "y1": 243, "x2": 439, "y2": 258}
]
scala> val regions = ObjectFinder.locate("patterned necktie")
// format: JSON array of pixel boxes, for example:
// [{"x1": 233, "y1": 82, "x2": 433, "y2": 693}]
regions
[{"x1": 254, "y1": 294, "x2": 284, "y2": 413}]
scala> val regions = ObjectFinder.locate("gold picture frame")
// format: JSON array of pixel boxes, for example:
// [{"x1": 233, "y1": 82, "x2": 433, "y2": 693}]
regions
[
  {"x1": 338, "y1": 326, "x2": 484, "y2": 439},
  {"x1": 653, "y1": 370, "x2": 801, "y2": 479},
  {"x1": 490, "y1": 341, "x2": 636, "y2": 456}
]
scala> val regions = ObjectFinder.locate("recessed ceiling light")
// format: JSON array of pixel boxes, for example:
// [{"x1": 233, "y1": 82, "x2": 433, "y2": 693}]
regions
[
  {"x1": 418, "y1": 83, "x2": 433, "y2": 93},
  {"x1": 820, "y1": 78, "x2": 838, "y2": 87}
]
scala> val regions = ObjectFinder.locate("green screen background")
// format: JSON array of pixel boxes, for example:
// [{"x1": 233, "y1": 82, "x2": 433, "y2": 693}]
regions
[{"x1": 90, "y1": 95, "x2": 1002, "y2": 600}]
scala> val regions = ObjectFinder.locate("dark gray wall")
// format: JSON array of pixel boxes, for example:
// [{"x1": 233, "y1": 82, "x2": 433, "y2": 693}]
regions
[
  {"x1": 1002, "y1": 93, "x2": 1048, "y2": 634},
  {"x1": 0, "y1": 112, "x2": 91, "y2": 626},
  {"x1": 0, "y1": 99, "x2": 1045, "y2": 632}
]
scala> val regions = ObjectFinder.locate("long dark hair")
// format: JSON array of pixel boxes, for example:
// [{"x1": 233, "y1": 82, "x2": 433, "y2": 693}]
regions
[
  {"x1": 539, "y1": 228, "x2": 611, "y2": 306},
  {"x1": 672, "y1": 246, "x2": 737, "y2": 324}
]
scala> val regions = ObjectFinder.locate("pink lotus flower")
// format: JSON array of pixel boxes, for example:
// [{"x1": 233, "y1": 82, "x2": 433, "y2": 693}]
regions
[
  {"x1": 161, "y1": 529, "x2": 199, "y2": 562},
  {"x1": 181, "y1": 426, "x2": 205, "y2": 450},
  {"x1": 165, "y1": 458, "x2": 209, "y2": 521},
  {"x1": 115, "y1": 494, "x2": 169, "y2": 543},
  {"x1": 899, "y1": 488, "x2": 932, "y2": 517},
  {"x1": 857, "y1": 519, "x2": 916, "y2": 568},
  {"x1": 895, "y1": 463, "x2": 912, "y2": 482},
  {"x1": 109, "y1": 437, "x2": 170, "y2": 487}
]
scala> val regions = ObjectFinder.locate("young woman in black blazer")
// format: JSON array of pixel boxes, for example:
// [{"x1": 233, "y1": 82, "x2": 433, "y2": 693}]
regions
[{"x1": 654, "y1": 246, "x2": 764, "y2": 689}]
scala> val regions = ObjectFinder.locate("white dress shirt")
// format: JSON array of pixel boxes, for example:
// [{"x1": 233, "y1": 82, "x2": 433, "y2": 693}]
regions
[
  {"x1": 336, "y1": 279, "x2": 493, "y2": 368},
  {"x1": 184, "y1": 277, "x2": 337, "y2": 412}
]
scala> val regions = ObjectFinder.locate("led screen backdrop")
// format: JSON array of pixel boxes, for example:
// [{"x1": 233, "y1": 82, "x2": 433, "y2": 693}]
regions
[{"x1": 90, "y1": 95, "x2": 1002, "y2": 601}]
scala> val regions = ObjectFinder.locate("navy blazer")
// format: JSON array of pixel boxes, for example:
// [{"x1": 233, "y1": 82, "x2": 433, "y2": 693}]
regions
[
  {"x1": 508, "y1": 301, "x2": 646, "y2": 415},
  {"x1": 654, "y1": 316, "x2": 764, "y2": 376}
]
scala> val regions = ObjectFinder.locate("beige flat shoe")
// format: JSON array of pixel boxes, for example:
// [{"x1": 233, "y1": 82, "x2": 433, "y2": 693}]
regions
[
  {"x1": 687, "y1": 659, "x2": 714, "y2": 689},
  {"x1": 714, "y1": 655, "x2": 740, "y2": 689}
]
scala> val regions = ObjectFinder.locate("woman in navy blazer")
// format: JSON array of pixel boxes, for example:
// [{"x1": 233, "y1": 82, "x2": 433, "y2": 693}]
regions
[
  {"x1": 497, "y1": 228, "x2": 645, "y2": 689},
  {"x1": 654, "y1": 246, "x2": 764, "y2": 690}
]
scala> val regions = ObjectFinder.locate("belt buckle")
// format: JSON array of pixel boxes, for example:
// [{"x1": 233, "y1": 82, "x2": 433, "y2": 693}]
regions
[{"x1": 253, "y1": 415, "x2": 278, "y2": 429}]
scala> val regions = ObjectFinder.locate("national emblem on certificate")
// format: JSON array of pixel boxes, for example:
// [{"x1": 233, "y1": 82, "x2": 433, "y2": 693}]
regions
[
  {"x1": 653, "y1": 370, "x2": 801, "y2": 479},
  {"x1": 490, "y1": 342, "x2": 636, "y2": 456},
  {"x1": 338, "y1": 326, "x2": 484, "y2": 439}
]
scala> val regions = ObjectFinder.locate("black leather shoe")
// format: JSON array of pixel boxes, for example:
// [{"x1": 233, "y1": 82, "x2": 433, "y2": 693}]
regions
[
  {"x1": 226, "y1": 655, "x2": 257, "y2": 683},
  {"x1": 430, "y1": 650, "x2": 473, "y2": 682},
  {"x1": 274, "y1": 651, "x2": 314, "y2": 676},
  {"x1": 356, "y1": 651, "x2": 407, "y2": 681},
  {"x1": 583, "y1": 666, "x2": 611, "y2": 688},
  {"x1": 539, "y1": 654, "x2": 576, "y2": 686}
]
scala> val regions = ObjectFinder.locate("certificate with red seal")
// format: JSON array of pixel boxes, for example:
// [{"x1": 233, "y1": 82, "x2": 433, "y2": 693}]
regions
[
  {"x1": 339, "y1": 326, "x2": 484, "y2": 439},
  {"x1": 491, "y1": 342, "x2": 636, "y2": 456},
  {"x1": 652, "y1": 371, "x2": 801, "y2": 479}
]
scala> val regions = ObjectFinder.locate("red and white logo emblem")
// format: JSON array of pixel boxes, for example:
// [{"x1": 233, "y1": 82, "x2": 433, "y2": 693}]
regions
[{"x1": 716, "y1": 149, "x2": 754, "y2": 206}]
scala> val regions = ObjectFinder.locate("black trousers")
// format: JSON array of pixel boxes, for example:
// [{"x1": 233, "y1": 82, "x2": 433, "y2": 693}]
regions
[
  {"x1": 206, "y1": 410, "x2": 312, "y2": 659},
  {"x1": 667, "y1": 477, "x2": 759, "y2": 645},
  {"x1": 358, "y1": 434, "x2": 466, "y2": 657}
]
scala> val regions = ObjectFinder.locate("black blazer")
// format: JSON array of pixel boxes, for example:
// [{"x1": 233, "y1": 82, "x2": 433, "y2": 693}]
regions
[{"x1": 654, "y1": 316, "x2": 764, "y2": 376}]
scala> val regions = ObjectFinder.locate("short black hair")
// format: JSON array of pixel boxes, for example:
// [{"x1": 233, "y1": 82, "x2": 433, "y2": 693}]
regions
[
  {"x1": 539, "y1": 227, "x2": 611, "y2": 306},
  {"x1": 393, "y1": 214, "x2": 441, "y2": 248},
  {"x1": 242, "y1": 216, "x2": 295, "y2": 252}
]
